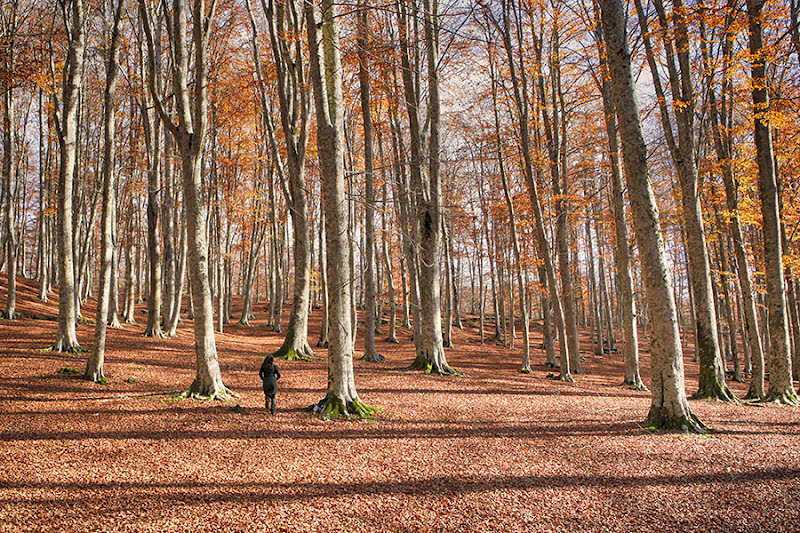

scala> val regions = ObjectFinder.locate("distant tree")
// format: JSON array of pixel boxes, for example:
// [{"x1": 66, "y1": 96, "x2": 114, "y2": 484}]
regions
[
  {"x1": 85, "y1": 0, "x2": 125, "y2": 382},
  {"x1": 1, "y1": 0, "x2": 19, "y2": 320},
  {"x1": 357, "y1": 0, "x2": 383, "y2": 364},
  {"x1": 746, "y1": 0, "x2": 799, "y2": 405}
]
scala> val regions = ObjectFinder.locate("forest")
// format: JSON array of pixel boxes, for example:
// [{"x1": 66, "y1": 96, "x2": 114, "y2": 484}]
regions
[{"x1": 1, "y1": 0, "x2": 800, "y2": 529}]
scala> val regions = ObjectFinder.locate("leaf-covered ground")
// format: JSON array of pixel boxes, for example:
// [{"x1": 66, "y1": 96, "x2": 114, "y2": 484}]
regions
[{"x1": 1, "y1": 275, "x2": 799, "y2": 532}]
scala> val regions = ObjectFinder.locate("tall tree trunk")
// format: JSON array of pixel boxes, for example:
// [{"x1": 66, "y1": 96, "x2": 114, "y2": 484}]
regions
[
  {"x1": 357, "y1": 0, "x2": 383, "y2": 363},
  {"x1": 2, "y1": 52, "x2": 16, "y2": 320},
  {"x1": 399, "y1": 0, "x2": 456, "y2": 375},
  {"x1": 50, "y1": 0, "x2": 85, "y2": 352},
  {"x1": 86, "y1": 0, "x2": 125, "y2": 382},
  {"x1": 491, "y1": 0, "x2": 572, "y2": 381},
  {"x1": 140, "y1": 0, "x2": 229, "y2": 399},
  {"x1": 142, "y1": 93, "x2": 164, "y2": 338},
  {"x1": 747, "y1": 0, "x2": 799, "y2": 404},
  {"x1": 256, "y1": 0, "x2": 314, "y2": 360},
  {"x1": 601, "y1": 0, "x2": 706, "y2": 431},
  {"x1": 162, "y1": 116, "x2": 178, "y2": 335},
  {"x1": 306, "y1": 0, "x2": 373, "y2": 418},
  {"x1": 634, "y1": 0, "x2": 734, "y2": 402},
  {"x1": 594, "y1": 12, "x2": 644, "y2": 389}
]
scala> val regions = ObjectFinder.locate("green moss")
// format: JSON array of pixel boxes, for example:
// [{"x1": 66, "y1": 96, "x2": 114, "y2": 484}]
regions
[
  {"x1": 57, "y1": 367, "x2": 80, "y2": 375},
  {"x1": 646, "y1": 409, "x2": 712, "y2": 434},
  {"x1": 167, "y1": 379, "x2": 236, "y2": 402},
  {"x1": 309, "y1": 395, "x2": 381, "y2": 421},
  {"x1": 277, "y1": 347, "x2": 313, "y2": 362},
  {"x1": 126, "y1": 377, "x2": 138, "y2": 384},
  {"x1": 763, "y1": 390, "x2": 800, "y2": 406}
]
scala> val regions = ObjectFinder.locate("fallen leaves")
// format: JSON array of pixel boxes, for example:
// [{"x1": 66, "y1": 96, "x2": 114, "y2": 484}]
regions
[{"x1": 0, "y1": 288, "x2": 799, "y2": 532}]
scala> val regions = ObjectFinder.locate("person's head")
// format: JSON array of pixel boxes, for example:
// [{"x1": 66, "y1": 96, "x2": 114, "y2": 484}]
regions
[{"x1": 264, "y1": 355, "x2": 274, "y2": 367}]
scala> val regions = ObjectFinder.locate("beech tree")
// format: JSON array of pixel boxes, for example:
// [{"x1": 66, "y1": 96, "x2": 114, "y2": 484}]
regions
[
  {"x1": 139, "y1": 0, "x2": 230, "y2": 399},
  {"x1": 398, "y1": 0, "x2": 457, "y2": 375},
  {"x1": 746, "y1": 0, "x2": 799, "y2": 405},
  {"x1": 633, "y1": 0, "x2": 735, "y2": 403},
  {"x1": 590, "y1": 0, "x2": 644, "y2": 390},
  {"x1": 305, "y1": 0, "x2": 374, "y2": 417},
  {"x1": 1, "y1": 0, "x2": 19, "y2": 320},
  {"x1": 50, "y1": 0, "x2": 86, "y2": 353},
  {"x1": 260, "y1": 0, "x2": 315, "y2": 361},
  {"x1": 85, "y1": 0, "x2": 125, "y2": 382},
  {"x1": 600, "y1": 0, "x2": 706, "y2": 431},
  {"x1": 357, "y1": 0, "x2": 383, "y2": 364}
]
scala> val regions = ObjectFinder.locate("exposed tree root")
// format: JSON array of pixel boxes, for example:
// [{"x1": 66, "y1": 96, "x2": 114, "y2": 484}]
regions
[
  {"x1": 143, "y1": 327, "x2": 166, "y2": 339},
  {"x1": 362, "y1": 352, "x2": 385, "y2": 363},
  {"x1": 308, "y1": 395, "x2": 379, "y2": 421},
  {"x1": 646, "y1": 409, "x2": 711, "y2": 434},
  {"x1": 408, "y1": 357, "x2": 463, "y2": 377},
  {"x1": 693, "y1": 382, "x2": 740, "y2": 404},
  {"x1": 763, "y1": 390, "x2": 800, "y2": 406},
  {"x1": 84, "y1": 369, "x2": 105, "y2": 383},
  {"x1": 622, "y1": 379, "x2": 648, "y2": 392},
  {"x1": 46, "y1": 342, "x2": 87, "y2": 354},
  {"x1": 386, "y1": 336, "x2": 400, "y2": 344},
  {"x1": 274, "y1": 345, "x2": 314, "y2": 362},
  {"x1": 546, "y1": 373, "x2": 575, "y2": 383},
  {"x1": 519, "y1": 367, "x2": 533, "y2": 374},
  {"x1": 316, "y1": 339, "x2": 329, "y2": 349},
  {"x1": 169, "y1": 379, "x2": 236, "y2": 402}
]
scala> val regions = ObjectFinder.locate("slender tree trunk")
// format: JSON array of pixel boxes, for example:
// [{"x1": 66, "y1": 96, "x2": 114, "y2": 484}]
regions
[
  {"x1": 2, "y1": 66, "x2": 16, "y2": 320},
  {"x1": 594, "y1": 17, "x2": 644, "y2": 389},
  {"x1": 635, "y1": 0, "x2": 734, "y2": 402},
  {"x1": 306, "y1": 0, "x2": 372, "y2": 418},
  {"x1": 140, "y1": 0, "x2": 229, "y2": 399},
  {"x1": 747, "y1": 0, "x2": 798, "y2": 404},
  {"x1": 357, "y1": 0, "x2": 383, "y2": 363},
  {"x1": 51, "y1": 0, "x2": 85, "y2": 352},
  {"x1": 491, "y1": 0, "x2": 571, "y2": 381},
  {"x1": 142, "y1": 95, "x2": 164, "y2": 338},
  {"x1": 601, "y1": 0, "x2": 705, "y2": 431},
  {"x1": 86, "y1": 0, "x2": 124, "y2": 382}
]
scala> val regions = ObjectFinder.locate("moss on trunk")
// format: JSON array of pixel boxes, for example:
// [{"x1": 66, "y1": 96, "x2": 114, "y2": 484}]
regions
[{"x1": 309, "y1": 394, "x2": 378, "y2": 421}]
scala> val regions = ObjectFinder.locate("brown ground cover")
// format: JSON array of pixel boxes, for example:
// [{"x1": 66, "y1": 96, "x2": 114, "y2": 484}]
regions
[{"x1": 1, "y1": 274, "x2": 799, "y2": 532}]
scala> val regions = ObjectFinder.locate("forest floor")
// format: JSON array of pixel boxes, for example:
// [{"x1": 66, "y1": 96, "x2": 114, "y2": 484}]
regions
[{"x1": 1, "y1": 274, "x2": 799, "y2": 532}]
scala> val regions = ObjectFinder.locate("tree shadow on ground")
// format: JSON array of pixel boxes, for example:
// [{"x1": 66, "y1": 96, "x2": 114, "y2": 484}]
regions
[{"x1": 2, "y1": 467, "x2": 798, "y2": 508}]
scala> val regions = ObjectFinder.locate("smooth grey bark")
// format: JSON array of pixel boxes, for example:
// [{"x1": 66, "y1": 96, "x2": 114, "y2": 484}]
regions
[
  {"x1": 488, "y1": 47, "x2": 530, "y2": 372},
  {"x1": 2, "y1": 19, "x2": 16, "y2": 320},
  {"x1": 747, "y1": 0, "x2": 798, "y2": 405},
  {"x1": 305, "y1": 0, "x2": 372, "y2": 418},
  {"x1": 257, "y1": 0, "x2": 314, "y2": 360},
  {"x1": 86, "y1": 0, "x2": 124, "y2": 382},
  {"x1": 491, "y1": 0, "x2": 571, "y2": 380},
  {"x1": 162, "y1": 123, "x2": 180, "y2": 335},
  {"x1": 357, "y1": 2, "x2": 382, "y2": 362},
  {"x1": 634, "y1": 0, "x2": 734, "y2": 402},
  {"x1": 537, "y1": 24, "x2": 581, "y2": 374},
  {"x1": 601, "y1": 0, "x2": 705, "y2": 431},
  {"x1": 142, "y1": 84, "x2": 164, "y2": 338},
  {"x1": 398, "y1": 0, "x2": 455, "y2": 375},
  {"x1": 140, "y1": 0, "x2": 229, "y2": 399},
  {"x1": 593, "y1": 13, "x2": 644, "y2": 389},
  {"x1": 50, "y1": 0, "x2": 85, "y2": 352}
]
